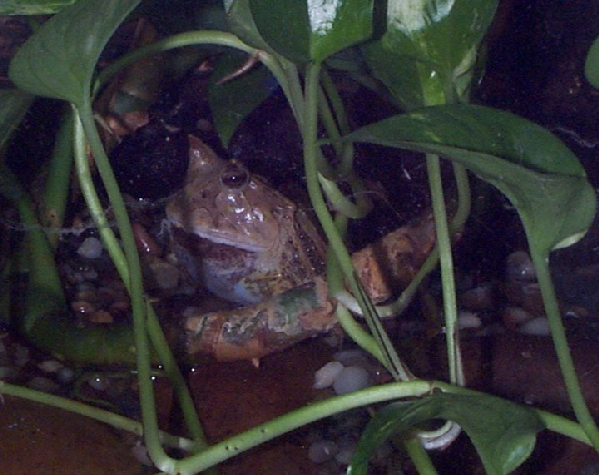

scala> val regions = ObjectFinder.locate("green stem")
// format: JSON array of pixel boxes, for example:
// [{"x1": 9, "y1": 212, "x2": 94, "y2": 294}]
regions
[
  {"x1": 176, "y1": 380, "x2": 437, "y2": 474},
  {"x1": 41, "y1": 108, "x2": 74, "y2": 249},
  {"x1": 303, "y1": 63, "x2": 406, "y2": 380},
  {"x1": 535, "y1": 409, "x2": 592, "y2": 445},
  {"x1": 426, "y1": 154, "x2": 464, "y2": 386},
  {"x1": 94, "y1": 30, "x2": 292, "y2": 120},
  {"x1": 529, "y1": 248, "x2": 599, "y2": 450},
  {"x1": 402, "y1": 437, "x2": 439, "y2": 475},
  {"x1": 0, "y1": 381, "x2": 197, "y2": 452},
  {"x1": 75, "y1": 105, "x2": 170, "y2": 469},
  {"x1": 74, "y1": 104, "x2": 208, "y2": 468}
]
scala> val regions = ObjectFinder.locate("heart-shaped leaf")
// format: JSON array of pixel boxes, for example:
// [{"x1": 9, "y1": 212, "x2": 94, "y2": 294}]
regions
[
  {"x1": 585, "y1": 34, "x2": 599, "y2": 89},
  {"x1": 249, "y1": 0, "x2": 374, "y2": 64},
  {"x1": 226, "y1": 0, "x2": 276, "y2": 53},
  {"x1": 348, "y1": 392, "x2": 544, "y2": 475},
  {"x1": 361, "y1": 0, "x2": 498, "y2": 108},
  {"x1": 0, "y1": 89, "x2": 34, "y2": 150},
  {"x1": 208, "y1": 52, "x2": 276, "y2": 147},
  {"x1": 346, "y1": 104, "x2": 596, "y2": 254},
  {"x1": 0, "y1": 0, "x2": 76, "y2": 14},
  {"x1": 9, "y1": 0, "x2": 140, "y2": 105}
]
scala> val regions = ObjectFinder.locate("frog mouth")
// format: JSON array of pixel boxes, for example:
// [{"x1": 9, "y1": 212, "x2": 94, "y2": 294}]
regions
[{"x1": 191, "y1": 227, "x2": 271, "y2": 253}]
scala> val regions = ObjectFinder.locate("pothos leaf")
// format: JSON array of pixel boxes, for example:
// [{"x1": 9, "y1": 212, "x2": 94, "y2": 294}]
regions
[
  {"x1": 249, "y1": 0, "x2": 374, "y2": 64},
  {"x1": 346, "y1": 104, "x2": 596, "y2": 254},
  {"x1": 0, "y1": 0, "x2": 76, "y2": 15},
  {"x1": 9, "y1": 0, "x2": 140, "y2": 106},
  {"x1": 361, "y1": 0, "x2": 498, "y2": 107},
  {"x1": 348, "y1": 392, "x2": 544, "y2": 475}
]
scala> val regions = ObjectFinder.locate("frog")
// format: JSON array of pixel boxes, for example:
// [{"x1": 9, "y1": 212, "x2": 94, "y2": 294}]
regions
[{"x1": 165, "y1": 135, "x2": 327, "y2": 305}]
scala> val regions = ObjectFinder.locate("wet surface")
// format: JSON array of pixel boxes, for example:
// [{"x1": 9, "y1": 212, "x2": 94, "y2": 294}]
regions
[
  {"x1": 0, "y1": 396, "x2": 141, "y2": 475},
  {"x1": 4, "y1": 1, "x2": 599, "y2": 474}
]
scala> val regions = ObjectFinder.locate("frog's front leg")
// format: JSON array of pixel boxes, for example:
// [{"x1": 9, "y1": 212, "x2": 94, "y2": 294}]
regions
[{"x1": 182, "y1": 278, "x2": 336, "y2": 362}]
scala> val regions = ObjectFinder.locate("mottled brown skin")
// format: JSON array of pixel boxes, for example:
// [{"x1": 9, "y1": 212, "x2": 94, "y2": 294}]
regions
[
  {"x1": 165, "y1": 135, "x2": 326, "y2": 305},
  {"x1": 166, "y1": 136, "x2": 436, "y2": 361}
]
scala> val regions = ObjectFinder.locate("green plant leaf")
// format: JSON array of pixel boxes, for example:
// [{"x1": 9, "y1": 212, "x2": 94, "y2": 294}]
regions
[
  {"x1": 249, "y1": 0, "x2": 374, "y2": 63},
  {"x1": 208, "y1": 52, "x2": 275, "y2": 147},
  {"x1": 346, "y1": 104, "x2": 596, "y2": 254},
  {"x1": 9, "y1": 0, "x2": 141, "y2": 105},
  {"x1": 0, "y1": 89, "x2": 34, "y2": 150},
  {"x1": 585, "y1": 34, "x2": 599, "y2": 89},
  {"x1": 226, "y1": 0, "x2": 275, "y2": 53},
  {"x1": 348, "y1": 392, "x2": 544, "y2": 475},
  {"x1": 0, "y1": 0, "x2": 75, "y2": 14},
  {"x1": 361, "y1": 0, "x2": 498, "y2": 107}
]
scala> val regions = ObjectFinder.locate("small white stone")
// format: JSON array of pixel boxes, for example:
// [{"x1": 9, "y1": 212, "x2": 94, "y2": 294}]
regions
[
  {"x1": 27, "y1": 376, "x2": 60, "y2": 393},
  {"x1": 333, "y1": 349, "x2": 368, "y2": 366},
  {"x1": 333, "y1": 366, "x2": 371, "y2": 395},
  {"x1": 308, "y1": 440, "x2": 338, "y2": 463},
  {"x1": 519, "y1": 316, "x2": 551, "y2": 336},
  {"x1": 77, "y1": 237, "x2": 104, "y2": 259},
  {"x1": 37, "y1": 360, "x2": 64, "y2": 373},
  {"x1": 503, "y1": 306, "x2": 535, "y2": 326},
  {"x1": 313, "y1": 361, "x2": 344, "y2": 389},
  {"x1": 457, "y1": 311, "x2": 482, "y2": 329}
]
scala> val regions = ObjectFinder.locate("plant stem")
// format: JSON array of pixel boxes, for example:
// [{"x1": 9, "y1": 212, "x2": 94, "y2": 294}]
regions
[
  {"x1": 74, "y1": 106, "x2": 210, "y2": 469},
  {"x1": 41, "y1": 108, "x2": 73, "y2": 249},
  {"x1": 402, "y1": 437, "x2": 439, "y2": 475},
  {"x1": 529, "y1": 248, "x2": 599, "y2": 450},
  {"x1": 303, "y1": 63, "x2": 408, "y2": 379},
  {"x1": 426, "y1": 154, "x2": 464, "y2": 386},
  {"x1": 176, "y1": 380, "x2": 436, "y2": 474},
  {"x1": 0, "y1": 381, "x2": 197, "y2": 452},
  {"x1": 93, "y1": 31, "x2": 292, "y2": 120},
  {"x1": 535, "y1": 409, "x2": 591, "y2": 445}
]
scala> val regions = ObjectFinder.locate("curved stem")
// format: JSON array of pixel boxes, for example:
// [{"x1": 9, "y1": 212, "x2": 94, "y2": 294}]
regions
[
  {"x1": 0, "y1": 381, "x2": 197, "y2": 452},
  {"x1": 94, "y1": 30, "x2": 292, "y2": 118},
  {"x1": 303, "y1": 63, "x2": 406, "y2": 380},
  {"x1": 426, "y1": 154, "x2": 464, "y2": 386},
  {"x1": 530, "y1": 248, "x2": 599, "y2": 450},
  {"x1": 176, "y1": 380, "x2": 437, "y2": 474},
  {"x1": 74, "y1": 104, "x2": 209, "y2": 467}
]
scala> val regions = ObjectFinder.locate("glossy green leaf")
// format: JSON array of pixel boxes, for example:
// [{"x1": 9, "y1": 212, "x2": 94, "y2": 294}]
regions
[
  {"x1": 348, "y1": 392, "x2": 544, "y2": 475},
  {"x1": 226, "y1": 0, "x2": 275, "y2": 53},
  {"x1": 9, "y1": 0, "x2": 140, "y2": 105},
  {"x1": 585, "y1": 34, "x2": 599, "y2": 89},
  {"x1": 0, "y1": 0, "x2": 75, "y2": 14},
  {"x1": 346, "y1": 104, "x2": 596, "y2": 253},
  {"x1": 0, "y1": 89, "x2": 34, "y2": 150},
  {"x1": 361, "y1": 0, "x2": 498, "y2": 108},
  {"x1": 208, "y1": 52, "x2": 275, "y2": 147},
  {"x1": 249, "y1": 0, "x2": 374, "y2": 63}
]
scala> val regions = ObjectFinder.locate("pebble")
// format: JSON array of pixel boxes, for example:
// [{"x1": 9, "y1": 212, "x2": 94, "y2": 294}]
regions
[
  {"x1": 77, "y1": 237, "x2": 104, "y2": 259},
  {"x1": 148, "y1": 261, "x2": 180, "y2": 290},
  {"x1": 57, "y1": 366, "x2": 76, "y2": 384},
  {"x1": 70, "y1": 300, "x2": 97, "y2": 314},
  {"x1": 457, "y1": 311, "x2": 482, "y2": 329},
  {"x1": 89, "y1": 310, "x2": 114, "y2": 324},
  {"x1": 37, "y1": 360, "x2": 64, "y2": 373},
  {"x1": 27, "y1": 376, "x2": 61, "y2": 393},
  {"x1": 519, "y1": 316, "x2": 551, "y2": 336},
  {"x1": 506, "y1": 251, "x2": 536, "y2": 283},
  {"x1": 13, "y1": 345, "x2": 30, "y2": 367},
  {"x1": 503, "y1": 306, "x2": 535, "y2": 328},
  {"x1": 335, "y1": 445, "x2": 356, "y2": 465},
  {"x1": 333, "y1": 349, "x2": 368, "y2": 367},
  {"x1": 314, "y1": 361, "x2": 344, "y2": 389},
  {"x1": 0, "y1": 366, "x2": 17, "y2": 380},
  {"x1": 333, "y1": 366, "x2": 371, "y2": 395},
  {"x1": 308, "y1": 440, "x2": 338, "y2": 463}
]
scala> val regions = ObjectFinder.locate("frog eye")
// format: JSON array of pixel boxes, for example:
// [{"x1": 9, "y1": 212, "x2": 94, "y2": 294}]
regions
[{"x1": 220, "y1": 160, "x2": 249, "y2": 190}]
